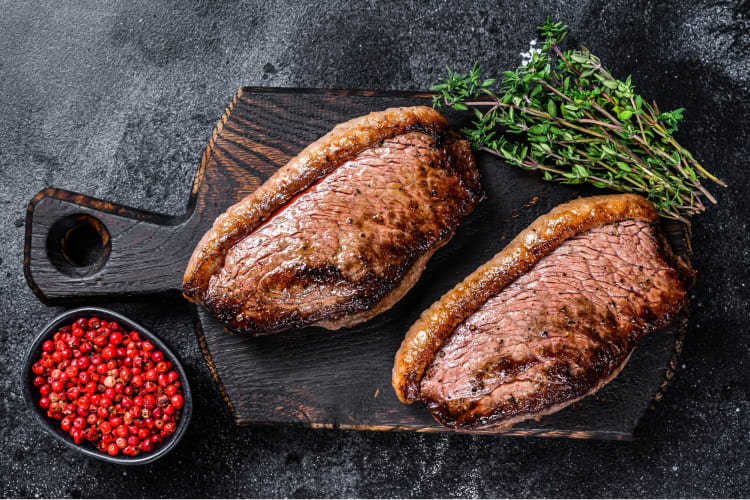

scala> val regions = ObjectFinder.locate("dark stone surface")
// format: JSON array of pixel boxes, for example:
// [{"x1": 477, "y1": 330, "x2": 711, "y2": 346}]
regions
[{"x1": 1, "y1": 0, "x2": 748, "y2": 497}]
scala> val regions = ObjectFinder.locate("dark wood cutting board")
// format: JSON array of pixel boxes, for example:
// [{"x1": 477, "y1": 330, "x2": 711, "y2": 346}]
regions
[{"x1": 24, "y1": 88, "x2": 690, "y2": 439}]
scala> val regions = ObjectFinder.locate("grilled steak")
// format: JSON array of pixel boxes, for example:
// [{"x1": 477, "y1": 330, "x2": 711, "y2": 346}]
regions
[
  {"x1": 183, "y1": 106, "x2": 482, "y2": 335},
  {"x1": 392, "y1": 194, "x2": 694, "y2": 430}
]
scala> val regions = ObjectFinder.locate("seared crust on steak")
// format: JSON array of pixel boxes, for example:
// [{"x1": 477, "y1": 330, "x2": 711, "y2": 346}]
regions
[
  {"x1": 183, "y1": 106, "x2": 482, "y2": 335},
  {"x1": 392, "y1": 194, "x2": 694, "y2": 429}
]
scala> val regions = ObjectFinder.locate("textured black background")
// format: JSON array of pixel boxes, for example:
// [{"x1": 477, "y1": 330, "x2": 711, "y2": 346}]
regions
[{"x1": 2, "y1": 1, "x2": 749, "y2": 497}]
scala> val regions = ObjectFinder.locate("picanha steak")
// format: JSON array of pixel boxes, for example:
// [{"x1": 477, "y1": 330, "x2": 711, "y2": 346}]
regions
[
  {"x1": 392, "y1": 194, "x2": 694, "y2": 430},
  {"x1": 183, "y1": 106, "x2": 482, "y2": 335}
]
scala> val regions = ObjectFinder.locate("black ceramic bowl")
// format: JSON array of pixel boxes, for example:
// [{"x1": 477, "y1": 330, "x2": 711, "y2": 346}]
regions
[{"x1": 23, "y1": 307, "x2": 192, "y2": 465}]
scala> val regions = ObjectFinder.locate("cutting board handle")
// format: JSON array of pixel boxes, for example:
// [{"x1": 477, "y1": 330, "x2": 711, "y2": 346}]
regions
[{"x1": 24, "y1": 188, "x2": 194, "y2": 303}]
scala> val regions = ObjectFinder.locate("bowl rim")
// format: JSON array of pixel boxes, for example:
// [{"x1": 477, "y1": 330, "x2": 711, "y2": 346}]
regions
[{"x1": 22, "y1": 306, "x2": 193, "y2": 465}]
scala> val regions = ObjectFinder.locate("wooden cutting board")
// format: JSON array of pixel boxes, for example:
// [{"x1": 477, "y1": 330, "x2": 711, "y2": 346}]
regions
[{"x1": 24, "y1": 88, "x2": 690, "y2": 439}]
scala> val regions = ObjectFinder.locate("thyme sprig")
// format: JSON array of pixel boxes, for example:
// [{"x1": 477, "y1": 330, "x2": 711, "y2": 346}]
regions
[{"x1": 430, "y1": 19, "x2": 725, "y2": 221}]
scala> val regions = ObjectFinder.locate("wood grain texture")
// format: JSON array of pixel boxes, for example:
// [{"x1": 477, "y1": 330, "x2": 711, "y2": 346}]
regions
[{"x1": 24, "y1": 88, "x2": 691, "y2": 438}]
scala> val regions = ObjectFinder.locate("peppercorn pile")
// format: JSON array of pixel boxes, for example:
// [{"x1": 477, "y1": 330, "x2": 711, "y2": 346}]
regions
[{"x1": 30, "y1": 316, "x2": 184, "y2": 457}]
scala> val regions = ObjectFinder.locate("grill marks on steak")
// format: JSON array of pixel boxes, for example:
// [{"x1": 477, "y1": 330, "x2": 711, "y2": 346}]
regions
[
  {"x1": 419, "y1": 219, "x2": 688, "y2": 429},
  {"x1": 205, "y1": 131, "x2": 480, "y2": 334}
]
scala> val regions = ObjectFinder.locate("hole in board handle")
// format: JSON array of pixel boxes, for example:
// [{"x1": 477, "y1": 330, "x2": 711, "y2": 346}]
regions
[{"x1": 46, "y1": 214, "x2": 112, "y2": 278}]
